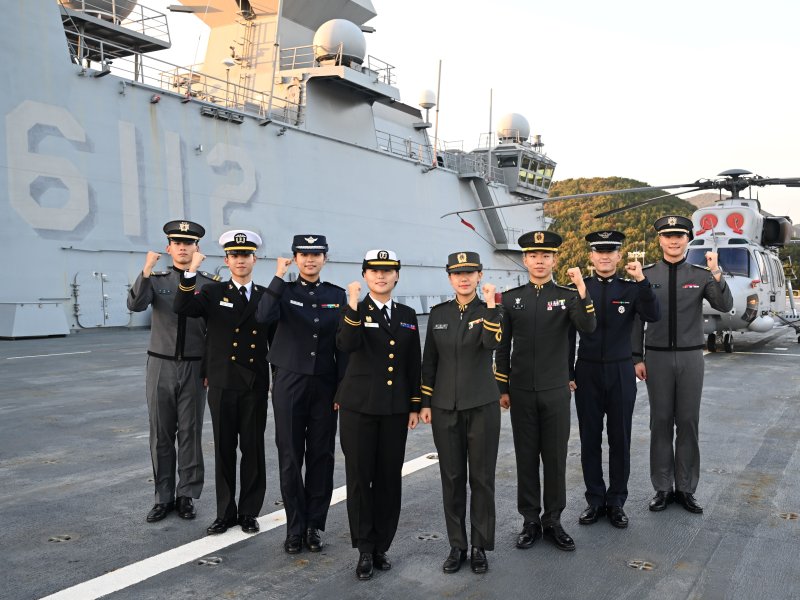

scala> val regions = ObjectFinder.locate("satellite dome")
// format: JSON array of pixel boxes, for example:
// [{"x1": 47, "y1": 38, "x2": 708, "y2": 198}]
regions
[
  {"x1": 497, "y1": 113, "x2": 530, "y2": 143},
  {"x1": 64, "y1": 0, "x2": 137, "y2": 22},
  {"x1": 418, "y1": 89, "x2": 436, "y2": 109},
  {"x1": 313, "y1": 19, "x2": 366, "y2": 65}
]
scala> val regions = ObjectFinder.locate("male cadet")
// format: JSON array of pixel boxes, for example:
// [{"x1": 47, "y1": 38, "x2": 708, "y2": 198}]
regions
[
  {"x1": 255, "y1": 234, "x2": 347, "y2": 554},
  {"x1": 567, "y1": 230, "x2": 660, "y2": 529},
  {"x1": 128, "y1": 220, "x2": 219, "y2": 523},
  {"x1": 495, "y1": 231, "x2": 596, "y2": 552},
  {"x1": 173, "y1": 230, "x2": 270, "y2": 535},
  {"x1": 633, "y1": 215, "x2": 732, "y2": 514}
]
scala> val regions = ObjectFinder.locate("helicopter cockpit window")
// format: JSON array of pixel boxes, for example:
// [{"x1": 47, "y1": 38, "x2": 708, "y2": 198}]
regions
[
  {"x1": 754, "y1": 251, "x2": 769, "y2": 283},
  {"x1": 686, "y1": 247, "x2": 750, "y2": 277}
]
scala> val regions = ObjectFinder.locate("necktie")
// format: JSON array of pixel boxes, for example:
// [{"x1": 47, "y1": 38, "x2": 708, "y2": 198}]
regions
[
  {"x1": 239, "y1": 285, "x2": 248, "y2": 303},
  {"x1": 381, "y1": 305, "x2": 391, "y2": 325}
]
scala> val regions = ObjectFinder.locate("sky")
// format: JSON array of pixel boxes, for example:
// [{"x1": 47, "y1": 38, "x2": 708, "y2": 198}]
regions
[{"x1": 150, "y1": 0, "x2": 800, "y2": 223}]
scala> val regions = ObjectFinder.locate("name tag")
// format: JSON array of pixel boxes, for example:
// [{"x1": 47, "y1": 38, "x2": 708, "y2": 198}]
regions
[
  {"x1": 219, "y1": 301, "x2": 233, "y2": 308},
  {"x1": 433, "y1": 323, "x2": 448, "y2": 330},
  {"x1": 364, "y1": 322, "x2": 379, "y2": 328},
  {"x1": 290, "y1": 299, "x2": 304, "y2": 307}
]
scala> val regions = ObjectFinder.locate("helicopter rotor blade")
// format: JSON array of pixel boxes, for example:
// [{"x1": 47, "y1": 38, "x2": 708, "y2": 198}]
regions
[{"x1": 593, "y1": 188, "x2": 702, "y2": 219}]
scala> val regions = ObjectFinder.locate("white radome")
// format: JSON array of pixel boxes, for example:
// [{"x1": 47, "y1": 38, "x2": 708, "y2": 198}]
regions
[
  {"x1": 497, "y1": 113, "x2": 530, "y2": 141},
  {"x1": 418, "y1": 89, "x2": 436, "y2": 110},
  {"x1": 313, "y1": 19, "x2": 367, "y2": 63}
]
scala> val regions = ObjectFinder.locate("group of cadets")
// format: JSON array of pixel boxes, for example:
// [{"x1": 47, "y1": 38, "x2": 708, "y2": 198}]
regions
[{"x1": 129, "y1": 213, "x2": 732, "y2": 579}]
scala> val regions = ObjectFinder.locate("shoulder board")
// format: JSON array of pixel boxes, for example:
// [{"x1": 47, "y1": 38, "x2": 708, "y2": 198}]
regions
[
  {"x1": 199, "y1": 271, "x2": 223, "y2": 281},
  {"x1": 689, "y1": 263, "x2": 710, "y2": 271},
  {"x1": 321, "y1": 281, "x2": 345, "y2": 291},
  {"x1": 151, "y1": 271, "x2": 170, "y2": 276},
  {"x1": 643, "y1": 263, "x2": 656, "y2": 270},
  {"x1": 502, "y1": 284, "x2": 526, "y2": 295},
  {"x1": 430, "y1": 299, "x2": 453, "y2": 311},
  {"x1": 621, "y1": 277, "x2": 636, "y2": 283},
  {"x1": 561, "y1": 282, "x2": 578, "y2": 290}
]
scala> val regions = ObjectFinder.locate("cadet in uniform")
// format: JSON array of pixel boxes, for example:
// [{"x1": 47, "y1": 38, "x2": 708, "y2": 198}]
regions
[
  {"x1": 128, "y1": 220, "x2": 220, "y2": 523},
  {"x1": 335, "y1": 249, "x2": 422, "y2": 581},
  {"x1": 419, "y1": 251, "x2": 502, "y2": 574},
  {"x1": 173, "y1": 230, "x2": 270, "y2": 535},
  {"x1": 495, "y1": 231, "x2": 596, "y2": 552},
  {"x1": 633, "y1": 215, "x2": 733, "y2": 514},
  {"x1": 255, "y1": 234, "x2": 347, "y2": 554},
  {"x1": 567, "y1": 231, "x2": 660, "y2": 529}
]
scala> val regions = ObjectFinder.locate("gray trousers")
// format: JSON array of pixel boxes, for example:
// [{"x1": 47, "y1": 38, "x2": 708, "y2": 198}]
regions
[
  {"x1": 509, "y1": 386, "x2": 571, "y2": 527},
  {"x1": 146, "y1": 356, "x2": 205, "y2": 503},
  {"x1": 644, "y1": 350, "x2": 704, "y2": 494},
  {"x1": 431, "y1": 402, "x2": 500, "y2": 550}
]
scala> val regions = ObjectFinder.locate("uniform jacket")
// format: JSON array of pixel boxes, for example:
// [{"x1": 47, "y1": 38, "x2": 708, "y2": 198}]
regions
[
  {"x1": 255, "y1": 275, "x2": 348, "y2": 378},
  {"x1": 496, "y1": 280, "x2": 596, "y2": 393},
  {"x1": 568, "y1": 275, "x2": 660, "y2": 379},
  {"x1": 127, "y1": 267, "x2": 219, "y2": 360},
  {"x1": 421, "y1": 297, "x2": 502, "y2": 410},
  {"x1": 632, "y1": 258, "x2": 733, "y2": 357},
  {"x1": 334, "y1": 297, "x2": 422, "y2": 415},
  {"x1": 173, "y1": 274, "x2": 270, "y2": 392}
]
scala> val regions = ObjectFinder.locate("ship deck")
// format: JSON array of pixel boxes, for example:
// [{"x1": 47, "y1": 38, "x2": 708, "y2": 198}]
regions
[{"x1": 1, "y1": 324, "x2": 799, "y2": 599}]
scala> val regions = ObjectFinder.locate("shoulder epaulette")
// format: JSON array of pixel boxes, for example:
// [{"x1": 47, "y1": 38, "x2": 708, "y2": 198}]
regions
[
  {"x1": 689, "y1": 263, "x2": 711, "y2": 271},
  {"x1": 643, "y1": 263, "x2": 656, "y2": 270},
  {"x1": 321, "y1": 281, "x2": 345, "y2": 291},
  {"x1": 503, "y1": 284, "x2": 526, "y2": 295},
  {"x1": 622, "y1": 277, "x2": 636, "y2": 283},
  {"x1": 151, "y1": 271, "x2": 170, "y2": 277},
  {"x1": 199, "y1": 271, "x2": 222, "y2": 281},
  {"x1": 555, "y1": 283, "x2": 577, "y2": 291},
  {"x1": 430, "y1": 299, "x2": 453, "y2": 311}
]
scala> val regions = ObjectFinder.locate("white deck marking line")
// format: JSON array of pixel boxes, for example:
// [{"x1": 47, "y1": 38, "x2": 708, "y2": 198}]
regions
[
  {"x1": 727, "y1": 351, "x2": 800, "y2": 357},
  {"x1": 6, "y1": 351, "x2": 92, "y2": 360},
  {"x1": 40, "y1": 453, "x2": 439, "y2": 600}
]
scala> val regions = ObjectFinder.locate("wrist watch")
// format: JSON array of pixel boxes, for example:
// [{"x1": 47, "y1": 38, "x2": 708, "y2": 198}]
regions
[{"x1": 710, "y1": 268, "x2": 722, "y2": 276}]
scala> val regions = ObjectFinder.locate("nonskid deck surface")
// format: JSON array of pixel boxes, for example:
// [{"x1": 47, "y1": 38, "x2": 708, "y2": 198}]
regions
[{"x1": 1, "y1": 325, "x2": 799, "y2": 600}]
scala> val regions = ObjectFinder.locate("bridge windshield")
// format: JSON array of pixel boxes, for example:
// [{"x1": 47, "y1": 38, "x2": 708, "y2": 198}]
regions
[{"x1": 686, "y1": 247, "x2": 751, "y2": 277}]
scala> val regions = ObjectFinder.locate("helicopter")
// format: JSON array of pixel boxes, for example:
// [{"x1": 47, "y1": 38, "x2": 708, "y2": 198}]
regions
[{"x1": 442, "y1": 168, "x2": 800, "y2": 352}]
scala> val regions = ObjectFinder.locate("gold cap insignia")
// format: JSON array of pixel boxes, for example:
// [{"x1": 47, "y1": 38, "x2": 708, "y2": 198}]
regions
[
  {"x1": 457, "y1": 252, "x2": 467, "y2": 264},
  {"x1": 668, "y1": 216, "x2": 677, "y2": 226},
  {"x1": 534, "y1": 232, "x2": 545, "y2": 244},
  {"x1": 366, "y1": 315, "x2": 372, "y2": 322},
  {"x1": 179, "y1": 221, "x2": 190, "y2": 232}
]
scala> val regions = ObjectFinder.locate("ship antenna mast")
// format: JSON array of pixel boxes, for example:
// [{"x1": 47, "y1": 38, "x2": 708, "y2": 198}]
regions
[{"x1": 432, "y1": 59, "x2": 442, "y2": 168}]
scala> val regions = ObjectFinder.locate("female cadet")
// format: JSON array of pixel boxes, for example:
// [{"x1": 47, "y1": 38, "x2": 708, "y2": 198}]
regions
[
  {"x1": 334, "y1": 249, "x2": 422, "y2": 581},
  {"x1": 419, "y1": 251, "x2": 502, "y2": 574}
]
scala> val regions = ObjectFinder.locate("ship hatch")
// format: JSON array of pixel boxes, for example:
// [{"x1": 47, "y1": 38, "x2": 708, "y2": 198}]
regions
[{"x1": 73, "y1": 271, "x2": 130, "y2": 328}]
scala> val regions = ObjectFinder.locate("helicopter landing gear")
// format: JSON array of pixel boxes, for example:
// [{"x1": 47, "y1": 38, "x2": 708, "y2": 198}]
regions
[
  {"x1": 723, "y1": 332, "x2": 734, "y2": 353},
  {"x1": 707, "y1": 333, "x2": 717, "y2": 353}
]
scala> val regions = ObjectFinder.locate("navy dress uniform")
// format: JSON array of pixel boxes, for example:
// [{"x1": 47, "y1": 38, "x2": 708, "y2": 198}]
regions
[
  {"x1": 173, "y1": 230, "x2": 270, "y2": 534},
  {"x1": 633, "y1": 216, "x2": 733, "y2": 513},
  {"x1": 495, "y1": 231, "x2": 596, "y2": 550},
  {"x1": 421, "y1": 252, "x2": 502, "y2": 571},
  {"x1": 128, "y1": 220, "x2": 220, "y2": 522},
  {"x1": 335, "y1": 250, "x2": 422, "y2": 575},
  {"x1": 567, "y1": 231, "x2": 660, "y2": 527},
  {"x1": 255, "y1": 234, "x2": 347, "y2": 553}
]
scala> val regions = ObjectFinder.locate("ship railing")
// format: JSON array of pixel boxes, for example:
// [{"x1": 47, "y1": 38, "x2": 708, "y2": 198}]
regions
[
  {"x1": 438, "y1": 151, "x2": 506, "y2": 185},
  {"x1": 280, "y1": 44, "x2": 395, "y2": 85},
  {"x1": 375, "y1": 130, "x2": 433, "y2": 164},
  {"x1": 63, "y1": 31, "x2": 299, "y2": 123},
  {"x1": 57, "y1": 0, "x2": 170, "y2": 42}
]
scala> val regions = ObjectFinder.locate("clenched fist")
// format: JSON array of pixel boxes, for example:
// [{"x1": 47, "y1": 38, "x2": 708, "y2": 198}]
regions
[
  {"x1": 189, "y1": 252, "x2": 206, "y2": 273},
  {"x1": 566, "y1": 267, "x2": 587, "y2": 297},
  {"x1": 482, "y1": 282, "x2": 497, "y2": 308},
  {"x1": 275, "y1": 256, "x2": 293, "y2": 278},
  {"x1": 347, "y1": 281, "x2": 361, "y2": 309},
  {"x1": 624, "y1": 260, "x2": 645, "y2": 282},
  {"x1": 705, "y1": 251, "x2": 719, "y2": 272},
  {"x1": 143, "y1": 251, "x2": 161, "y2": 277}
]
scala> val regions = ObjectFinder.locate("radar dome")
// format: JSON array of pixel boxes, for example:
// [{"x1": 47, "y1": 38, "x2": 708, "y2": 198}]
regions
[
  {"x1": 418, "y1": 90, "x2": 436, "y2": 109},
  {"x1": 497, "y1": 113, "x2": 530, "y2": 142},
  {"x1": 313, "y1": 19, "x2": 366, "y2": 65},
  {"x1": 64, "y1": 0, "x2": 137, "y2": 21}
]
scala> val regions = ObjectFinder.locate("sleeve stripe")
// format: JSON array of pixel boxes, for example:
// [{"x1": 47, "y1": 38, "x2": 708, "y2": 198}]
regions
[
  {"x1": 495, "y1": 373, "x2": 509, "y2": 382},
  {"x1": 421, "y1": 389, "x2": 433, "y2": 397},
  {"x1": 178, "y1": 284, "x2": 196, "y2": 292},
  {"x1": 344, "y1": 316, "x2": 361, "y2": 326}
]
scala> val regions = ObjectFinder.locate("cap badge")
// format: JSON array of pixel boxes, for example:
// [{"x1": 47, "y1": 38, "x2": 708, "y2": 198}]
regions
[
  {"x1": 457, "y1": 252, "x2": 467, "y2": 264},
  {"x1": 234, "y1": 233, "x2": 247, "y2": 244},
  {"x1": 598, "y1": 231, "x2": 612, "y2": 239},
  {"x1": 534, "y1": 232, "x2": 544, "y2": 244},
  {"x1": 378, "y1": 250, "x2": 389, "y2": 260},
  {"x1": 179, "y1": 221, "x2": 190, "y2": 232},
  {"x1": 304, "y1": 236, "x2": 318, "y2": 244},
  {"x1": 668, "y1": 217, "x2": 677, "y2": 226}
]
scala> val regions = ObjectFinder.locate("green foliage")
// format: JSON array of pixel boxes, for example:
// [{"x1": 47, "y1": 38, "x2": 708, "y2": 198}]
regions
[
  {"x1": 544, "y1": 177, "x2": 696, "y2": 283},
  {"x1": 779, "y1": 244, "x2": 800, "y2": 290}
]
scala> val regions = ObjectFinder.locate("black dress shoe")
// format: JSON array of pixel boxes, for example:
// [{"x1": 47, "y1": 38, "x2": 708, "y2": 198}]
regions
[
  {"x1": 470, "y1": 546, "x2": 488, "y2": 574},
  {"x1": 578, "y1": 504, "x2": 606, "y2": 524},
  {"x1": 239, "y1": 515, "x2": 259, "y2": 533},
  {"x1": 284, "y1": 534, "x2": 302, "y2": 554},
  {"x1": 675, "y1": 491, "x2": 704, "y2": 514},
  {"x1": 206, "y1": 516, "x2": 237, "y2": 535},
  {"x1": 304, "y1": 528, "x2": 322, "y2": 552},
  {"x1": 356, "y1": 552, "x2": 373, "y2": 580},
  {"x1": 543, "y1": 524, "x2": 576, "y2": 551},
  {"x1": 176, "y1": 496, "x2": 196, "y2": 520},
  {"x1": 442, "y1": 547, "x2": 467, "y2": 573},
  {"x1": 648, "y1": 490, "x2": 675, "y2": 512},
  {"x1": 607, "y1": 506, "x2": 629, "y2": 528},
  {"x1": 146, "y1": 502, "x2": 174, "y2": 523},
  {"x1": 516, "y1": 521, "x2": 542, "y2": 549},
  {"x1": 373, "y1": 551, "x2": 391, "y2": 571}
]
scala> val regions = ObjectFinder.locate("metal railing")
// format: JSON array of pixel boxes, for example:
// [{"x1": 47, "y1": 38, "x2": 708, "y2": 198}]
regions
[
  {"x1": 58, "y1": 0, "x2": 170, "y2": 42},
  {"x1": 375, "y1": 130, "x2": 433, "y2": 164},
  {"x1": 279, "y1": 44, "x2": 395, "y2": 85}
]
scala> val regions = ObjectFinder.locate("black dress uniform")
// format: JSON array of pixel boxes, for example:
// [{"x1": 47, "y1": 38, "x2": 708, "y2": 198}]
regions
[
  {"x1": 567, "y1": 232, "x2": 660, "y2": 514},
  {"x1": 335, "y1": 253, "x2": 421, "y2": 560},
  {"x1": 495, "y1": 232, "x2": 596, "y2": 532},
  {"x1": 127, "y1": 220, "x2": 219, "y2": 517},
  {"x1": 421, "y1": 253, "x2": 502, "y2": 555},
  {"x1": 633, "y1": 216, "x2": 733, "y2": 505},
  {"x1": 173, "y1": 231, "x2": 270, "y2": 528},
  {"x1": 255, "y1": 235, "x2": 347, "y2": 547}
]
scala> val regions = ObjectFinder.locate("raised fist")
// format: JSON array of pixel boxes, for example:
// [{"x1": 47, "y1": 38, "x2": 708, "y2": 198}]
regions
[
  {"x1": 481, "y1": 282, "x2": 496, "y2": 307},
  {"x1": 705, "y1": 251, "x2": 719, "y2": 272},
  {"x1": 347, "y1": 281, "x2": 361, "y2": 308},
  {"x1": 143, "y1": 251, "x2": 160, "y2": 276},
  {"x1": 625, "y1": 260, "x2": 645, "y2": 282},
  {"x1": 276, "y1": 257, "x2": 293, "y2": 278},
  {"x1": 189, "y1": 252, "x2": 206, "y2": 272}
]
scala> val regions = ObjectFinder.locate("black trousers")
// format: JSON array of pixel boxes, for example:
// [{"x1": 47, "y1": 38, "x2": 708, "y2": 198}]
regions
[
  {"x1": 574, "y1": 359, "x2": 636, "y2": 507},
  {"x1": 339, "y1": 409, "x2": 408, "y2": 554},
  {"x1": 271, "y1": 368, "x2": 338, "y2": 536},
  {"x1": 207, "y1": 386, "x2": 267, "y2": 520},
  {"x1": 509, "y1": 385, "x2": 571, "y2": 527},
  {"x1": 431, "y1": 402, "x2": 500, "y2": 550}
]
